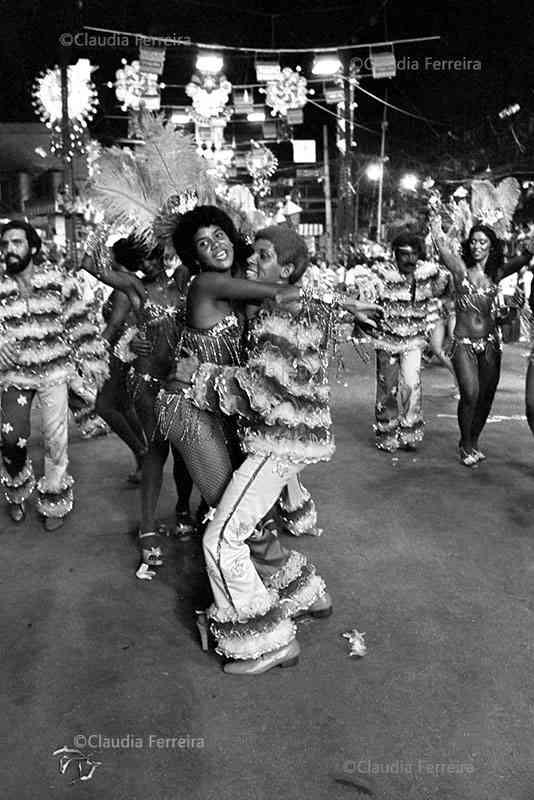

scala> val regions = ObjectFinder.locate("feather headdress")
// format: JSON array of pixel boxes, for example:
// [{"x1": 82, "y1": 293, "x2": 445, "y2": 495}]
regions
[
  {"x1": 427, "y1": 177, "x2": 521, "y2": 254},
  {"x1": 88, "y1": 112, "x2": 214, "y2": 251}
]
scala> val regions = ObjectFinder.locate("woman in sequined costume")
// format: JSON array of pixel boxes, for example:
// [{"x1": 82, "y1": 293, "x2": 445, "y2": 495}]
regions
[
  {"x1": 108, "y1": 244, "x2": 194, "y2": 579},
  {"x1": 434, "y1": 224, "x2": 533, "y2": 465},
  {"x1": 155, "y1": 208, "x2": 302, "y2": 595},
  {"x1": 94, "y1": 238, "x2": 147, "y2": 483}
]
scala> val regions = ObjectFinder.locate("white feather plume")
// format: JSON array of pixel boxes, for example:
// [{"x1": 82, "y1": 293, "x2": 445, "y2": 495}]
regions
[{"x1": 88, "y1": 112, "x2": 214, "y2": 247}]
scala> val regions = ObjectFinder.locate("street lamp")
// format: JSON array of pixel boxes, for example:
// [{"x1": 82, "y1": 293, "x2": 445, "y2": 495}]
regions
[
  {"x1": 366, "y1": 163, "x2": 383, "y2": 181},
  {"x1": 399, "y1": 173, "x2": 419, "y2": 192}
]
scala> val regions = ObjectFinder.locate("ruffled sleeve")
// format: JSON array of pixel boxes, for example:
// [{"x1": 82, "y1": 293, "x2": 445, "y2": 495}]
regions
[{"x1": 62, "y1": 271, "x2": 109, "y2": 389}]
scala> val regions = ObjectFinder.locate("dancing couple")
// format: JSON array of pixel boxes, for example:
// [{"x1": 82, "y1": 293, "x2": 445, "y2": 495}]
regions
[{"x1": 161, "y1": 209, "x2": 380, "y2": 674}]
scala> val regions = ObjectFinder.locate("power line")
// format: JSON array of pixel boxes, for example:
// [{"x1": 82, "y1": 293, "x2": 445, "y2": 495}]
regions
[
  {"x1": 353, "y1": 81, "x2": 448, "y2": 126},
  {"x1": 307, "y1": 97, "x2": 380, "y2": 136},
  {"x1": 84, "y1": 26, "x2": 440, "y2": 55}
]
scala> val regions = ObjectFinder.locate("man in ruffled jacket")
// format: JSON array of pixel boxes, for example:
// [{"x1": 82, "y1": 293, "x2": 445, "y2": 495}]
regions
[
  {"x1": 0, "y1": 221, "x2": 108, "y2": 530},
  {"x1": 354, "y1": 233, "x2": 448, "y2": 451},
  {"x1": 178, "y1": 226, "x2": 378, "y2": 675}
]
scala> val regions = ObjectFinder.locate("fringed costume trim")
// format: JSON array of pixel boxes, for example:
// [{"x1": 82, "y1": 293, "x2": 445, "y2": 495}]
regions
[
  {"x1": 36, "y1": 475, "x2": 74, "y2": 518},
  {"x1": 0, "y1": 459, "x2": 36, "y2": 504}
]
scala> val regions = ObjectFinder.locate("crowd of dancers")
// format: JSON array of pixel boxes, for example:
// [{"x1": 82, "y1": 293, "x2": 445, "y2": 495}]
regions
[{"x1": 2, "y1": 121, "x2": 534, "y2": 675}]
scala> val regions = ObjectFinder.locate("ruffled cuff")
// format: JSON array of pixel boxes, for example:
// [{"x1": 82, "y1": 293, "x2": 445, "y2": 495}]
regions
[
  {"x1": 113, "y1": 327, "x2": 138, "y2": 364},
  {"x1": 36, "y1": 475, "x2": 74, "y2": 518},
  {"x1": 0, "y1": 459, "x2": 35, "y2": 504},
  {"x1": 277, "y1": 488, "x2": 320, "y2": 537},
  {"x1": 208, "y1": 590, "x2": 297, "y2": 660}
]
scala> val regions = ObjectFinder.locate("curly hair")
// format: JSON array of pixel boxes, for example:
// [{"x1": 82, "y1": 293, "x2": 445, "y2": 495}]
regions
[
  {"x1": 171, "y1": 205, "x2": 252, "y2": 275},
  {"x1": 462, "y1": 224, "x2": 504, "y2": 282},
  {"x1": 1, "y1": 220, "x2": 42, "y2": 254}
]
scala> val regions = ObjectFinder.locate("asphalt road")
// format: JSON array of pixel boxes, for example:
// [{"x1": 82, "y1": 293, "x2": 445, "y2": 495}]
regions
[{"x1": 3, "y1": 340, "x2": 534, "y2": 800}]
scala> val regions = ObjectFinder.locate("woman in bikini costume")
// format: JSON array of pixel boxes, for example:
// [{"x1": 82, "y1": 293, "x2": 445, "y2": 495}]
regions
[
  {"x1": 434, "y1": 223, "x2": 533, "y2": 465},
  {"x1": 103, "y1": 241, "x2": 195, "y2": 579},
  {"x1": 94, "y1": 238, "x2": 148, "y2": 483}
]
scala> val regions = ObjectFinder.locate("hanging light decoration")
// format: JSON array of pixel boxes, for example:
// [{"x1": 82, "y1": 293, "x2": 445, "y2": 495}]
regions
[
  {"x1": 109, "y1": 59, "x2": 164, "y2": 111},
  {"x1": 260, "y1": 66, "x2": 312, "y2": 119},
  {"x1": 32, "y1": 59, "x2": 99, "y2": 161},
  {"x1": 246, "y1": 143, "x2": 278, "y2": 197},
  {"x1": 185, "y1": 71, "x2": 233, "y2": 124}
]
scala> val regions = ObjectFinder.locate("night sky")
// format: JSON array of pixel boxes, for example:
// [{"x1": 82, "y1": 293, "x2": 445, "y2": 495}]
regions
[{"x1": 0, "y1": 0, "x2": 532, "y2": 170}]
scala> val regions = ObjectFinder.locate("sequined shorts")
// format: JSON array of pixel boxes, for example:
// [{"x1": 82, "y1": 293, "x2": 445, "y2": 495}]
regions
[{"x1": 450, "y1": 333, "x2": 502, "y2": 361}]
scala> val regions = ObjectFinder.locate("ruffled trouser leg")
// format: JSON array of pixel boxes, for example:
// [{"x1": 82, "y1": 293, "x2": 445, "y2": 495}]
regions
[
  {"x1": 36, "y1": 382, "x2": 73, "y2": 518},
  {"x1": 276, "y1": 475, "x2": 321, "y2": 536},
  {"x1": 1, "y1": 387, "x2": 36, "y2": 505},
  {"x1": 374, "y1": 348, "x2": 424, "y2": 449},
  {"x1": 397, "y1": 348, "x2": 424, "y2": 446},
  {"x1": 203, "y1": 454, "x2": 326, "y2": 661}
]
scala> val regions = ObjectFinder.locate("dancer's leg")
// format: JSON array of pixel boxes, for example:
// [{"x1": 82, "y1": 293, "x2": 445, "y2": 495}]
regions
[
  {"x1": 95, "y1": 357, "x2": 146, "y2": 460},
  {"x1": 470, "y1": 345, "x2": 501, "y2": 450},
  {"x1": 159, "y1": 396, "x2": 239, "y2": 509},
  {"x1": 452, "y1": 343, "x2": 479, "y2": 453},
  {"x1": 171, "y1": 444, "x2": 194, "y2": 517},
  {"x1": 525, "y1": 350, "x2": 534, "y2": 436}
]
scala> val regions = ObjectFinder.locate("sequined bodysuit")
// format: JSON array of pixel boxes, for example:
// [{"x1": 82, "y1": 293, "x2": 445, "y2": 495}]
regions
[{"x1": 156, "y1": 311, "x2": 244, "y2": 506}]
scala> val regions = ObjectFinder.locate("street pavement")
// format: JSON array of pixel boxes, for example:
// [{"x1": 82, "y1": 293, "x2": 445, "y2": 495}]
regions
[{"x1": 3, "y1": 340, "x2": 534, "y2": 800}]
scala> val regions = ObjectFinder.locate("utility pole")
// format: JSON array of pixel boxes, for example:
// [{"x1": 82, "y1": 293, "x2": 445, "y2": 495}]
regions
[
  {"x1": 59, "y1": 2, "x2": 78, "y2": 267},
  {"x1": 322, "y1": 124, "x2": 333, "y2": 263},
  {"x1": 376, "y1": 93, "x2": 388, "y2": 243},
  {"x1": 342, "y1": 59, "x2": 353, "y2": 241}
]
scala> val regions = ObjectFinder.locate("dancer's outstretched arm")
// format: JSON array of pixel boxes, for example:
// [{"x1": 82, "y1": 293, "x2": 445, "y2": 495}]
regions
[{"x1": 192, "y1": 271, "x2": 298, "y2": 304}]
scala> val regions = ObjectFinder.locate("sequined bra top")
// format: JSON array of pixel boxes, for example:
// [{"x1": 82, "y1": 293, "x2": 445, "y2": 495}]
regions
[
  {"x1": 455, "y1": 276, "x2": 498, "y2": 316},
  {"x1": 178, "y1": 313, "x2": 243, "y2": 367}
]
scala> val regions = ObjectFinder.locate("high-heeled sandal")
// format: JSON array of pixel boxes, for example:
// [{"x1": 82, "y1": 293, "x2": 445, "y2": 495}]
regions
[
  {"x1": 195, "y1": 610, "x2": 209, "y2": 651},
  {"x1": 136, "y1": 531, "x2": 163, "y2": 580},
  {"x1": 459, "y1": 447, "x2": 478, "y2": 467},
  {"x1": 174, "y1": 510, "x2": 195, "y2": 541},
  {"x1": 473, "y1": 449, "x2": 486, "y2": 462},
  {"x1": 9, "y1": 502, "x2": 26, "y2": 523}
]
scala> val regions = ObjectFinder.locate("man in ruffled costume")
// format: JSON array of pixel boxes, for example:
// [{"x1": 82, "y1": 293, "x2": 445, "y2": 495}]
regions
[
  {"x1": 0, "y1": 221, "x2": 108, "y2": 530},
  {"x1": 354, "y1": 233, "x2": 448, "y2": 452},
  {"x1": 181, "y1": 226, "x2": 378, "y2": 674}
]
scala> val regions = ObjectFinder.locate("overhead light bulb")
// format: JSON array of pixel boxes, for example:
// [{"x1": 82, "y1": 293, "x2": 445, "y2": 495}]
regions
[
  {"x1": 196, "y1": 52, "x2": 223, "y2": 74},
  {"x1": 312, "y1": 54, "x2": 342, "y2": 77}
]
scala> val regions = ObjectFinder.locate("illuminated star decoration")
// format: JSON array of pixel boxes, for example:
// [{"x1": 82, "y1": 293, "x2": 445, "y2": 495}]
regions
[
  {"x1": 261, "y1": 66, "x2": 312, "y2": 118},
  {"x1": 186, "y1": 72, "x2": 232, "y2": 124},
  {"x1": 17, "y1": 394, "x2": 28, "y2": 406},
  {"x1": 32, "y1": 59, "x2": 99, "y2": 161},
  {"x1": 2, "y1": 422, "x2": 13, "y2": 434},
  {"x1": 245, "y1": 144, "x2": 278, "y2": 197},
  {"x1": 16, "y1": 438, "x2": 28, "y2": 448},
  {"x1": 109, "y1": 59, "x2": 164, "y2": 112}
]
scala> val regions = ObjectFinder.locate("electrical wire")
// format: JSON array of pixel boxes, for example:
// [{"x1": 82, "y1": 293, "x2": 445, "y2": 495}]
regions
[
  {"x1": 306, "y1": 97, "x2": 380, "y2": 135},
  {"x1": 83, "y1": 26, "x2": 439, "y2": 55},
  {"x1": 353, "y1": 81, "x2": 448, "y2": 125}
]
